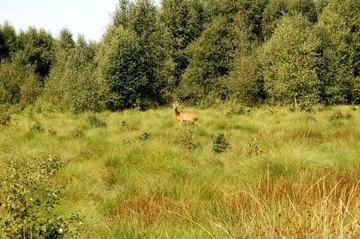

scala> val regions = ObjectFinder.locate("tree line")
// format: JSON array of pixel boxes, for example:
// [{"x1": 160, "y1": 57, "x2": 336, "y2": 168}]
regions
[{"x1": 0, "y1": 0, "x2": 359, "y2": 113}]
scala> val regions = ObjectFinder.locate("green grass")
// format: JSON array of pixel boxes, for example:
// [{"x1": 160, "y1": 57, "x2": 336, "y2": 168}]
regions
[{"x1": 1, "y1": 105, "x2": 360, "y2": 238}]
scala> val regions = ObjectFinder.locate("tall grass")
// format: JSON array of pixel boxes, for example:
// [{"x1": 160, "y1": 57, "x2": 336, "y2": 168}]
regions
[{"x1": 1, "y1": 105, "x2": 360, "y2": 238}]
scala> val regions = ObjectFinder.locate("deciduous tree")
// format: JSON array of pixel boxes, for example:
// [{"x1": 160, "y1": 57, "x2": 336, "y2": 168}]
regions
[
  {"x1": 261, "y1": 14, "x2": 320, "y2": 107},
  {"x1": 314, "y1": 0, "x2": 360, "y2": 104},
  {"x1": 0, "y1": 21, "x2": 17, "y2": 62}
]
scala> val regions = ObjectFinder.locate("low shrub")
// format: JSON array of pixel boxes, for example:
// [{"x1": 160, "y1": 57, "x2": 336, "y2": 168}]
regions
[
  {"x1": 0, "y1": 113, "x2": 11, "y2": 125},
  {"x1": 212, "y1": 133, "x2": 230, "y2": 153},
  {"x1": 87, "y1": 113, "x2": 107, "y2": 128},
  {"x1": 30, "y1": 121, "x2": 45, "y2": 133},
  {"x1": 70, "y1": 128, "x2": 84, "y2": 139},
  {"x1": 139, "y1": 132, "x2": 151, "y2": 140},
  {"x1": 0, "y1": 155, "x2": 82, "y2": 239},
  {"x1": 245, "y1": 137, "x2": 263, "y2": 157},
  {"x1": 328, "y1": 110, "x2": 352, "y2": 121},
  {"x1": 178, "y1": 128, "x2": 199, "y2": 150},
  {"x1": 226, "y1": 104, "x2": 251, "y2": 116}
]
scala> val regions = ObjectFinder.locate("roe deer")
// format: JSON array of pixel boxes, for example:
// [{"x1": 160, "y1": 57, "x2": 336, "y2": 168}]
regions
[{"x1": 172, "y1": 102, "x2": 198, "y2": 125}]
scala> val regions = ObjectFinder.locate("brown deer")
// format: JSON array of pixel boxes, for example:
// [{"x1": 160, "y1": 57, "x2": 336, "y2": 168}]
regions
[{"x1": 172, "y1": 102, "x2": 198, "y2": 125}]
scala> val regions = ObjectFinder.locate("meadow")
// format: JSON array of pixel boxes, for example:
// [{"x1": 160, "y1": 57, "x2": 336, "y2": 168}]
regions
[{"x1": 1, "y1": 104, "x2": 360, "y2": 238}]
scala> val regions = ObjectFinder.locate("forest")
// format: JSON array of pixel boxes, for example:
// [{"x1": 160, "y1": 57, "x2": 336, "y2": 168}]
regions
[{"x1": 0, "y1": 0, "x2": 359, "y2": 113}]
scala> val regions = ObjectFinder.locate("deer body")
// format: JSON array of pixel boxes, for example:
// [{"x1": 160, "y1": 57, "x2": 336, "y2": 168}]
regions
[{"x1": 172, "y1": 102, "x2": 198, "y2": 125}]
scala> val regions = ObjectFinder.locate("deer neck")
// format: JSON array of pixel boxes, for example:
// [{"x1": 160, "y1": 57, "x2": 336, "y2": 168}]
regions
[{"x1": 174, "y1": 108, "x2": 181, "y2": 116}]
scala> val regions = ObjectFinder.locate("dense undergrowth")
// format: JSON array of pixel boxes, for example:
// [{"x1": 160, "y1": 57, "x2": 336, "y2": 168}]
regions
[{"x1": 1, "y1": 105, "x2": 360, "y2": 238}]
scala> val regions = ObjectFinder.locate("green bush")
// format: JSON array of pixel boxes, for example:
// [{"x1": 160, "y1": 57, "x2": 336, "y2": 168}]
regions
[
  {"x1": 212, "y1": 133, "x2": 230, "y2": 153},
  {"x1": 87, "y1": 113, "x2": 107, "y2": 128},
  {"x1": 0, "y1": 155, "x2": 81, "y2": 239},
  {"x1": 226, "y1": 104, "x2": 251, "y2": 117},
  {"x1": 177, "y1": 128, "x2": 199, "y2": 150},
  {"x1": 245, "y1": 137, "x2": 263, "y2": 157},
  {"x1": 139, "y1": 132, "x2": 151, "y2": 140},
  {"x1": 44, "y1": 46, "x2": 107, "y2": 113},
  {"x1": 30, "y1": 121, "x2": 45, "y2": 133},
  {"x1": 328, "y1": 110, "x2": 352, "y2": 121},
  {"x1": 0, "y1": 113, "x2": 11, "y2": 125},
  {"x1": 70, "y1": 128, "x2": 84, "y2": 139}
]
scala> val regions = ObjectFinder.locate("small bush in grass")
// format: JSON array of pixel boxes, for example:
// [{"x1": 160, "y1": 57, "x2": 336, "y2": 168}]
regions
[
  {"x1": 349, "y1": 105, "x2": 357, "y2": 111},
  {"x1": 306, "y1": 115, "x2": 317, "y2": 122},
  {"x1": 48, "y1": 127, "x2": 57, "y2": 136},
  {"x1": 226, "y1": 104, "x2": 250, "y2": 116},
  {"x1": 121, "y1": 120, "x2": 127, "y2": 126},
  {"x1": 328, "y1": 110, "x2": 352, "y2": 121},
  {"x1": 245, "y1": 137, "x2": 263, "y2": 157},
  {"x1": 212, "y1": 133, "x2": 230, "y2": 153},
  {"x1": 178, "y1": 128, "x2": 199, "y2": 150},
  {"x1": 0, "y1": 113, "x2": 11, "y2": 125},
  {"x1": 300, "y1": 102, "x2": 315, "y2": 112},
  {"x1": 35, "y1": 102, "x2": 55, "y2": 114},
  {"x1": 328, "y1": 110, "x2": 343, "y2": 121},
  {"x1": 139, "y1": 132, "x2": 151, "y2": 140},
  {"x1": 0, "y1": 155, "x2": 82, "y2": 239},
  {"x1": 87, "y1": 113, "x2": 107, "y2": 128},
  {"x1": 70, "y1": 128, "x2": 84, "y2": 139},
  {"x1": 30, "y1": 121, "x2": 45, "y2": 133}
]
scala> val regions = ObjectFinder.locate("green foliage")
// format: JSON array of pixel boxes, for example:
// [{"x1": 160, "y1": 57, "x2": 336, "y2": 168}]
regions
[
  {"x1": 180, "y1": 16, "x2": 235, "y2": 103},
  {"x1": 0, "y1": 62, "x2": 42, "y2": 109},
  {"x1": 30, "y1": 121, "x2": 45, "y2": 133},
  {"x1": 212, "y1": 132, "x2": 230, "y2": 153},
  {"x1": 222, "y1": 0, "x2": 268, "y2": 105},
  {"x1": 158, "y1": 0, "x2": 205, "y2": 87},
  {"x1": 177, "y1": 128, "x2": 199, "y2": 150},
  {"x1": 0, "y1": 112, "x2": 11, "y2": 125},
  {"x1": 232, "y1": 0, "x2": 269, "y2": 44},
  {"x1": 87, "y1": 113, "x2": 107, "y2": 128},
  {"x1": 0, "y1": 21, "x2": 17, "y2": 61},
  {"x1": 328, "y1": 110, "x2": 352, "y2": 121},
  {"x1": 70, "y1": 128, "x2": 84, "y2": 139},
  {"x1": 44, "y1": 41, "x2": 107, "y2": 113},
  {"x1": 227, "y1": 52, "x2": 265, "y2": 106},
  {"x1": 0, "y1": 66, "x2": 20, "y2": 105},
  {"x1": 1, "y1": 0, "x2": 360, "y2": 111},
  {"x1": 100, "y1": 27, "x2": 147, "y2": 110},
  {"x1": 262, "y1": 0, "x2": 317, "y2": 39},
  {"x1": 314, "y1": 0, "x2": 360, "y2": 104},
  {"x1": 0, "y1": 25, "x2": 52, "y2": 111},
  {"x1": 226, "y1": 103, "x2": 251, "y2": 116},
  {"x1": 57, "y1": 28, "x2": 75, "y2": 49},
  {"x1": 102, "y1": 23, "x2": 165, "y2": 110},
  {"x1": 12, "y1": 27, "x2": 54, "y2": 79},
  {"x1": 139, "y1": 131, "x2": 151, "y2": 140},
  {"x1": 47, "y1": 127, "x2": 57, "y2": 136},
  {"x1": 288, "y1": 0, "x2": 317, "y2": 22},
  {"x1": 111, "y1": 0, "x2": 130, "y2": 28},
  {"x1": 245, "y1": 137, "x2": 263, "y2": 157},
  {"x1": 0, "y1": 155, "x2": 80, "y2": 239},
  {"x1": 261, "y1": 14, "x2": 320, "y2": 106},
  {"x1": 314, "y1": 0, "x2": 329, "y2": 14},
  {"x1": 105, "y1": 0, "x2": 167, "y2": 110}
]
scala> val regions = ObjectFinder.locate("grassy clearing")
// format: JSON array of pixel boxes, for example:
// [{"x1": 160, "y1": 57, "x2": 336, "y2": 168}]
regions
[{"x1": 1, "y1": 105, "x2": 360, "y2": 238}]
